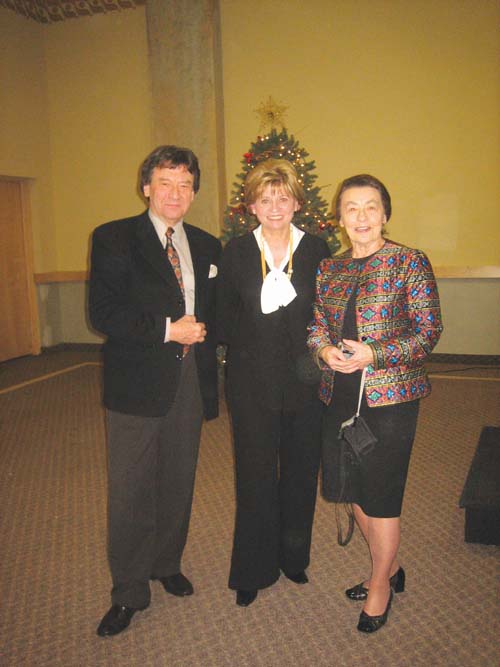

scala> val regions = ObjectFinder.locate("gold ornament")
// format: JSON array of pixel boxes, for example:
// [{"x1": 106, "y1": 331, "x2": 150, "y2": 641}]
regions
[{"x1": 254, "y1": 96, "x2": 288, "y2": 132}]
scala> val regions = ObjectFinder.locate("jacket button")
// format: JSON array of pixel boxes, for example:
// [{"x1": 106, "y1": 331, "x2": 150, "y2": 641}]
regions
[
  {"x1": 176, "y1": 354, "x2": 182, "y2": 360},
  {"x1": 178, "y1": 299, "x2": 184, "y2": 306}
]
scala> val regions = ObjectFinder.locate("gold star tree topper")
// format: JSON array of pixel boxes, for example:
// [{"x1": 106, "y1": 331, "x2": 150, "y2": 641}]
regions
[{"x1": 255, "y1": 96, "x2": 288, "y2": 133}]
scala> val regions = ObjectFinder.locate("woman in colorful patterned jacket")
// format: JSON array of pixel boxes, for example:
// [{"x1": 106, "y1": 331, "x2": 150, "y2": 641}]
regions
[{"x1": 307, "y1": 174, "x2": 443, "y2": 633}]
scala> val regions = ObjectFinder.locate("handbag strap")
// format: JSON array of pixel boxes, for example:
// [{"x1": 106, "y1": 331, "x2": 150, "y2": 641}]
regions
[
  {"x1": 335, "y1": 368, "x2": 366, "y2": 547},
  {"x1": 355, "y1": 368, "x2": 367, "y2": 417},
  {"x1": 336, "y1": 501, "x2": 354, "y2": 547},
  {"x1": 336, "y1": 434, "x2": 356, "y2": 547},
  {"x1": 336, "y1": 366, "x2": 368, "y2": 547}
]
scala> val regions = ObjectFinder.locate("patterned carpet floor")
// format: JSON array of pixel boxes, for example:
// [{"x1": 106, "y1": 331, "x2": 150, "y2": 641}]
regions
[{"x1": 0, "y1": 349, "x2": 498, "y2": 666}]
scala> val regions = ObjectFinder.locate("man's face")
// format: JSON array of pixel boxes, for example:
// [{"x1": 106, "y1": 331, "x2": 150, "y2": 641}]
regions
[{"x1": 143, "y1": 164, "x2": 195, "y2": 226}]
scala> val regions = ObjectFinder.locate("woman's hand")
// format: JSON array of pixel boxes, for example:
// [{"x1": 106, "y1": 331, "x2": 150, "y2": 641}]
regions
[{"x1": 320, "y1": 339, "x2": 374, "y2": 373}]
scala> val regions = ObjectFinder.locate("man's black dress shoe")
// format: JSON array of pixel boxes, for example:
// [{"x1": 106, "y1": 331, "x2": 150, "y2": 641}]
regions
[
  {"x1": 346, "y1": 567, "x2": 405, "y2": 601},
  {"x1": 357, "y1": 590, "x2": 393, "y2": 633},
  {"x1": 97, "y1": 604, "x2": 143, "y2": 637},
  {"x1": 283, "y1": 570, "x2": 309, "y2": 584},
  {"x1": 153, "y1": 572, "x2": 194, "y2": 597},
  {"x1": 236, "y1": 589, "x2": 258, "y2": 607}
]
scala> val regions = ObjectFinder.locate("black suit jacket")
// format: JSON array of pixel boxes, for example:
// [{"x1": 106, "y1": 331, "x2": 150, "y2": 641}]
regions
[
  {"x1": 217, "y1": 230, "x2": 330, "y2": 409},
  {"x1": 88, "y1": 210, "x2": 221, "y2": 419}
]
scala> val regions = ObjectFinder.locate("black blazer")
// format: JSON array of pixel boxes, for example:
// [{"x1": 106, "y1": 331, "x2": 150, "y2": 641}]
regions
[
  {"x1": 217, "y1": 230, "x2": 330, "y2": 408},
  {"x1": 88, "y1": 210, "x2": 221, "y2": 419}
]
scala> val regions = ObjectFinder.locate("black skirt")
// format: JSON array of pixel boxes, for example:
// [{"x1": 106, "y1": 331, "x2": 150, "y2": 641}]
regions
[{"x1": 321, "y1": 370, "x2": 419, "y2": 518}]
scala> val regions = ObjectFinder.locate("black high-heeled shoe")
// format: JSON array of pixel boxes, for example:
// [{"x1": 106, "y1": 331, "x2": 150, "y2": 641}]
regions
[
  {"x1": 236, "y1": 589, "x2": 257, "y2": 607},
  {"x1": 283, "y1": 570, "x2": 309, "y2": 584},
  {"x1": 357, "y1": 589, "x2": 393, "y2": 633},
  {"x1": 345, "y1": 566, "x2": 405, "y2": 601}
]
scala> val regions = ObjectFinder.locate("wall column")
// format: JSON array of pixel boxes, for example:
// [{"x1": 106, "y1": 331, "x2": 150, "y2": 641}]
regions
[{"x1": 145, "y1": 0, "x2": 226, "y2": 237}]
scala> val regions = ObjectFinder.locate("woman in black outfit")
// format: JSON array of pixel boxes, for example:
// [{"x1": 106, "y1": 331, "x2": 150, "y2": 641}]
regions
[{"x1": 217, "y1": 159, "x2": 330, "y2": 607}]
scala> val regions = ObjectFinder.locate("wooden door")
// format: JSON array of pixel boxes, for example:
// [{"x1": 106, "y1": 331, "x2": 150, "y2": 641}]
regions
[{"x1": 0, "y1": 178, "x2": 40, "y2": 361}]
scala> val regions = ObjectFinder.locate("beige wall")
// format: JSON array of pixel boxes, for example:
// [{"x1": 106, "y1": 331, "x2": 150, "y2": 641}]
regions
[
  {"x1": 1, "y1": 3, "x2": 499, "y2": 353},
  {"x1": 0, "y1": 10, "x2": 55, "y2": 270},
  {"x1": 2, "y1": 2, "x2": 499, "y2": 270},
  {"x1": 44, "y1": 9, "x2": 151, "y2": 272},
  {"x1": 220, "y1": 0, "x2": 500, "y2": 267},
  {"x1": 1, "y1": 7, "x2": 151, "y2": 346},
  {"x1": 218, "y1": 0, "x2": 500, "y2": 355},
  {"x1": 0, "y1": 7, "x2": 151, "y2": 274}
]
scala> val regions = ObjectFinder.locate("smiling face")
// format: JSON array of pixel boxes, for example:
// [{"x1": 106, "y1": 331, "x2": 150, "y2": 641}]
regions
[
  {"x1": 249, "y1": 184, "x2": 300, "y2": 233},
  {"x1": 339, "y1": 186, "x2": 387, "y2": 255},
  {"x1": 143, "y1": 164, "x2": 195, "y2": 227}
]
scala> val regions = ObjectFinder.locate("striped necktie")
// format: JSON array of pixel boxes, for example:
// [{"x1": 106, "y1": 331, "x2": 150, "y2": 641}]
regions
[
  {"x1": 166, "y1": 227, "x2": 189, "y2": 357},
  {"x1": 166, "y1": 227, "x2": 184, "y2": 297}
]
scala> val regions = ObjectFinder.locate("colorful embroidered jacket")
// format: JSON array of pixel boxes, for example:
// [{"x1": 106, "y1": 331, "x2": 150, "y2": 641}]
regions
[{"x1": 307, "y1": 240, "x2": 443, "y2": 407}]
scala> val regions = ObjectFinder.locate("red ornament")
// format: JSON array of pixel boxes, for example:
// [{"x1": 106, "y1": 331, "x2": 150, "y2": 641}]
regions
[{"x1": 243, "y1": 152, "x2": 254, "y2": 164}]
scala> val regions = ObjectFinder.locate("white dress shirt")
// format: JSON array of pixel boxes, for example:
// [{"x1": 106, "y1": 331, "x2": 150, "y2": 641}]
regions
[{"x1": 149, "y1": 211, "x2": 195, "y2": 341}]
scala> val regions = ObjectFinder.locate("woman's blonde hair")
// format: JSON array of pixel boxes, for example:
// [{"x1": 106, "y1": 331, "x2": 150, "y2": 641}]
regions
[{"x1": 244, "y1": 158, "x2": 305, "y2": 208}]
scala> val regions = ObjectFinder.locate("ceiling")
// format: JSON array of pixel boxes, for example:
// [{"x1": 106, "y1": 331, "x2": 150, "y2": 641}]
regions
[{"x1": 0, "y1": 0, "x2": 145, "y2": 24}]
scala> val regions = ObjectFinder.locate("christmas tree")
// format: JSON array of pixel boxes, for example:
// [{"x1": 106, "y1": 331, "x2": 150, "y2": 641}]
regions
[{"x1": 220, "y1": 104, "x2": 340, "y2": 253}]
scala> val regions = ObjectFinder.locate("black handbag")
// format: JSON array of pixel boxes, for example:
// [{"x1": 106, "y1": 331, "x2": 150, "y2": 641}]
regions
[{"x1": 339, "y1": 414, "x2": 377, "y2": 463}]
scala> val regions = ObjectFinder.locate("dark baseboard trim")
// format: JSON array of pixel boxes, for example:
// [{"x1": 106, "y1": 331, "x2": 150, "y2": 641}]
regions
[
  {"x1": 39, "y1": 345, "x2": 499, "y2": 367},
  {"x1": 429, "y1": 353, "x2": 500, "y2": 366},
  {"x1": 41, "y1": 343, "x2": 102, "y2": 353}
]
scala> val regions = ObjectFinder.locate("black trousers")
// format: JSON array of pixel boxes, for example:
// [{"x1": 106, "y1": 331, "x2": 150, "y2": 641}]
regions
[
  {"x1": 227, "y1": 395, "x2": 323, "y2": 591},
  {"x1": 105, "y1": 350, "x2": 203, "y2": 609}
]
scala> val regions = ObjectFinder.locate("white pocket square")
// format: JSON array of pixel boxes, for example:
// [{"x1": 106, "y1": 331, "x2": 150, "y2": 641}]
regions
[{"x1": 208, "y1": 264, "x2": 218, "y2": 278}]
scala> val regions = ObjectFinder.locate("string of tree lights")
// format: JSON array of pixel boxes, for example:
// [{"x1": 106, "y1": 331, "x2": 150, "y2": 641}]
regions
[{"x1": 220, "y1": 127, "x2": 340, "y2": 254}]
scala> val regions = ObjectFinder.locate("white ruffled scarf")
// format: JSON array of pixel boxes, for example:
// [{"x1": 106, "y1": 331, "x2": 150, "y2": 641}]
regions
[{"x1": 253, "y1": 224, "x2": 304, "y2": 314}]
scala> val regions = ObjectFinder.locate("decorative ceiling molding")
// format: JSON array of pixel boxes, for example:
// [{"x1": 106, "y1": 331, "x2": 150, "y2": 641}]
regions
[{"x1": 0, "y1": 0, "x2": 145, "y2": 24}]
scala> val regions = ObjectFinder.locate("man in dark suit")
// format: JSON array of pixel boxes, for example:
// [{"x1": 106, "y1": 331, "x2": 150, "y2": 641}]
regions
[{"x1": 89, "y1": 145, "x2": 221, "y2": 637}]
